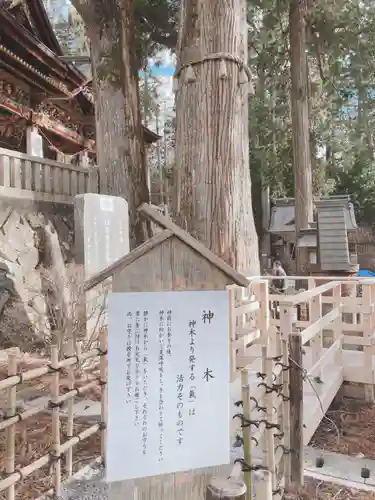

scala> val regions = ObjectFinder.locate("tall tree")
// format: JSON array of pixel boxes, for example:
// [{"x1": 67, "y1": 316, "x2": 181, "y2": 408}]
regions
[
  {"x1": 290, "y1": 0, "x2": 314, "y2": 272},
  {"x1": 71, "y1": 0, "x2": 151, "y2": 249},
  {"x1": 174, "y1": 0, "x2": 260, "y2": 275}
]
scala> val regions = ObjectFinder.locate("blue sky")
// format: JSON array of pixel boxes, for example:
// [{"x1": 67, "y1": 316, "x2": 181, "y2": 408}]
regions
[{"x1": 148, "y1": 65, "x2": 174, "y2": 77}]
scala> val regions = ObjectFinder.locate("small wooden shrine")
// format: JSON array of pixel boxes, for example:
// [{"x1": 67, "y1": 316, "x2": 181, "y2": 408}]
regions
[
  {"x1": 0, "y1": 0, "x2": 159, "y2": 160},
  {"x1": 269, "y1": 195, "x2": 359, "y2": 275}
]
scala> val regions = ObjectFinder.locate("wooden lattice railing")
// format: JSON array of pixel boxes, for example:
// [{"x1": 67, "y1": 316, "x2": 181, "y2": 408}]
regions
[
  {"x1": 1, "y1": 277, "x2": 375, "y2": 499},
  {"x1": 0, "y1": 148, "x2": 99, "y2": 204},
  {"x1": 0, "y1": 332, "x2": 107, "y2": 500}
]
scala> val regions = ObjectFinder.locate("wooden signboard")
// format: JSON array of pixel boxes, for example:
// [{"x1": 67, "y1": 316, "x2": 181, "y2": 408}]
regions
[{"x1": 84, "y1": 203, "x2": 249, "y2": 500}]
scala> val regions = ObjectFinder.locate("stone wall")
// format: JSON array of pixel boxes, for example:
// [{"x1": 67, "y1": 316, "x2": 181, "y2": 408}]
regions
[{"x1": 0, "y1": 199, "x2": 82, "y2": 351}]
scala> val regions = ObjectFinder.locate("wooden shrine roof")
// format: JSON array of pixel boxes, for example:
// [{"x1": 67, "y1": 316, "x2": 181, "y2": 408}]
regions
[{"x1": 0, "y1": 0, "x2": 160, "y2": 145}]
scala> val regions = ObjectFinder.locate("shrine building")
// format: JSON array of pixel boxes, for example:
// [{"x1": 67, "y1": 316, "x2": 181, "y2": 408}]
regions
[{"x1": 0, "y1": 0, "x2": 159, "y2": 164}]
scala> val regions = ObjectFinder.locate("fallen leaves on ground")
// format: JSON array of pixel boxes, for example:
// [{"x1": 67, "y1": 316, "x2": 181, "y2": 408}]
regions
[
  {"x1": 286, "y1": 478, "x2": 375, "y2": 499},
  {"x1": 0, "y1": 354, "x2": 102, "y2": 500},
  {"x1": 311, "y1": 397, "x2": 375, "y2": 460},
  {"x1": 0, "y1": 414, "x2": 100, "y2": 500}
]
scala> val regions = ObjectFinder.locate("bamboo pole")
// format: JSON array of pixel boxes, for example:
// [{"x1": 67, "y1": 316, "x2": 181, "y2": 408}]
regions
[
  {"x1": 99, "y1": 329, "x2": 108, "y2": 462},
  {"x1": 50, "y1": 345, "x2": 61, "y2": 496},
  {"x1": 5, "y1": 353, "x2": 17, "y2": 500},
  {"x1": 264, "y1": 346, "x2": 276, "y2": 491},
  {"x1": 0, "y1": 347, "x2": 102, "y2": 392},
  {"x1": 240, "y1": 369, "x2": 252, "y2": 500},
  {"x1": 66, "y1": 338, "x2": 75, "y2": 477}
]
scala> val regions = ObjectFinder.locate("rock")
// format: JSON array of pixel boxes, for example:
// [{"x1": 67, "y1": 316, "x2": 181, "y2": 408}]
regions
[
  {"x1": 0, "y1": 204, "x2": 76, "y2": 350},
  {"x1": 25, "y1": 212, "x2": 45, "y2": 229}
]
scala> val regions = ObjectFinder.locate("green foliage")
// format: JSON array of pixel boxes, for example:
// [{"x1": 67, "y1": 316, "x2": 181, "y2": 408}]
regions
[
  {"x1": 247, "y1": 0, "x2": 375, "y2": 226},
  {"x1": 45, "y1": 0, "x2": 178, "y2": 63}
]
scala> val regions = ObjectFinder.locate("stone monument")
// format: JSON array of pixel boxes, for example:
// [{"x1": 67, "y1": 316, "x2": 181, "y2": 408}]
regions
[{"x1": 74, "y1": 194, "x2": 129, "y2": 338}]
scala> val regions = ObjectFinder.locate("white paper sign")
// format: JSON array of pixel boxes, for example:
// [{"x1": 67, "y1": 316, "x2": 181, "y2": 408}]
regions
[{"x1": 107, "y1": 290, "x2": 230, "y2": 482}]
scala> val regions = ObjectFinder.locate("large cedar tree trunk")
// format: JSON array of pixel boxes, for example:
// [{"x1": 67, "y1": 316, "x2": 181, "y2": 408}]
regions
[
  {"x1": 290, "y1": 0, "x2": 314, "y2": 273},
  {"x1": 73, "y1": 0, "x2": 151, "y2": 249},
  {"x1": 174, "y1": 0, "x2": 260, "y2": 276}
]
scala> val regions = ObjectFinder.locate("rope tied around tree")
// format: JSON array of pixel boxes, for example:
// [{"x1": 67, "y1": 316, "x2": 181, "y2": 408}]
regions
[{"x1": 173, "y1": 52, "x2": 253, "y2": 89}]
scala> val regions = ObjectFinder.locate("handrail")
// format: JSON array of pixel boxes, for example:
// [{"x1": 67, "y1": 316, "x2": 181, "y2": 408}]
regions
[
  {"x1": 0, "y1": 147, "x2": 92, "y2": 174},
  {"x1": 277, "y1": 281, "x2": 340, "y2": 306},
  {"x1": 0, "y1": 147, "x2": 99, "y2": 202}
]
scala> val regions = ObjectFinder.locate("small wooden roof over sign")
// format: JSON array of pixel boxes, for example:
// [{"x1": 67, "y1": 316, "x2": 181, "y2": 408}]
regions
[{"x1": 84, "y1": 203, "x2": 249, "y2": 292}]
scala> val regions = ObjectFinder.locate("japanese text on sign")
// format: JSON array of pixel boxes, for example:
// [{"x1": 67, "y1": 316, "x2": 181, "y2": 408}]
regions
[{"x1": 107, "y1": 290, "x2": 230, "y2": 482}]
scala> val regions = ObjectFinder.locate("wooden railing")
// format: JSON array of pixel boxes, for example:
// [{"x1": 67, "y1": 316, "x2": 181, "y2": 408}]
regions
[
  {"x1": 0, "y1": 148, "x2": 99, "y2": 204},
  {"x1": 260, "y1": 275, "x2": 375, "y2": 401}
]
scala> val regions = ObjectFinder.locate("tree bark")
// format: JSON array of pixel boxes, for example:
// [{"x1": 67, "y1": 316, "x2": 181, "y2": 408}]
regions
[
  {"x1": 174, "y1": 0, "x2": 260, "y2": 276},
  {"x1": 290, "y1": 0, "x2": 314, "y2": 273},
  {"x1": 72, "y1": 0, "x2": 151, "y2": 249}
]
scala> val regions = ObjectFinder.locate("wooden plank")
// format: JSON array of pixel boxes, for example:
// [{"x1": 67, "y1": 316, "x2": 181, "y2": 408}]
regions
[
  {"x1": 53, "y1": 167, "x2": 61, "y2": 194},
  {"x1": 62, "y1": 170, "x2": 70, "y2": 195},
  {"x1": 33, "y1": 161, "x2": 42, "y2": 191},
  {"x1": 70, "y1": 171, "x2": 77, "y2": 196},
  {"x1": 279, "y1": 282, "x2": 338, "y2": 306},
  {"x1": 24, "y1": 160, "x2": 32, "y2": 190},
  {"x1": 78, "y1": 172, "x2": 86, "y2": 193},
  {"x1": 288, "y1": 333, "x2": 304, "y2": 487},
  {"x1": 11, "y1": 157, "x2": 21, "y2": 189},
  {"x1": 307, "y1": 338, "x2": 341, "y2": 378},
  {"x1": 138, "y1": 203, "x2": 249, "y2": 287},
  {"x1": 301, "y1": 308, "x2": 339, "y2": 344},
  {"x1": 84, "y1": 230, "x2": 174, "y2": 291},
  {"x1": 44, "y1": 164, "x2": 52, "y2": 193},
  {"x1": 234, "y1": 300, "x2": 259, "y2": 316},
  {"x1": 303, "y1": 368, "x2": 343, "y2": 444},
  {"x1": 0, "y1": 155, "x2": 10, "y2": 187}
]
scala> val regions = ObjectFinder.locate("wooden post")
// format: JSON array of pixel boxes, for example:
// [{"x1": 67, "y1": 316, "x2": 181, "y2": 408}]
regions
[
  {"x1": 288, "y1": 333, "x2": 304, "y2": 487},
  {"x1": 309, "y1": 294, "x2": 323, "y2": 386},
  {"x1": 5, "y1": 353, "x2": 17, "y2": 500},
  {"x1": 206, "y1": 477, "x2": 246, "y2": 500},
  {"x1": 362, "y1": 283, "x2": 374, "y2": 401}
]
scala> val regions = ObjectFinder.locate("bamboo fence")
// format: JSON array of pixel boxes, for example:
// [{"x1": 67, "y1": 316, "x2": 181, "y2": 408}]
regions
[
  {"x1": 229, "y1": 282, "x2": 292, "y2": 499},
  {"x1": 0, "y1": 330, "x2": 107, "y2": 500}
]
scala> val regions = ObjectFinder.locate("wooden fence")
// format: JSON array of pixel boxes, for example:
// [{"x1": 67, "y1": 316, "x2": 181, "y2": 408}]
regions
[
  {"x1": 0, "y1": 148, "x2": 99, "y2": 204},
  {"x1": 228, "y1": 282, "x2": 292, "y2": 498},
  {"x1": 1, "y1": 277, "x2": 375, "y2": 499},
  {"x1": 0, "y1": 333, "x2": 107, "y2": 500}
]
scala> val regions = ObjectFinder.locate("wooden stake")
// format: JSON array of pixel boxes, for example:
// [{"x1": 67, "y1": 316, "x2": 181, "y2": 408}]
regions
[
  {"x1": 50, "y1": 345, "x2": 61, "y2": 496},
  {"x1": 206, "y1": 477, "x2": 246, "y2": 500},
  {"x1": 288, "y1": 333, "x2": 304, "y2": 487},
  {"x1": 5, "y1": 353, "x2": 17, "y2": 500}
]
